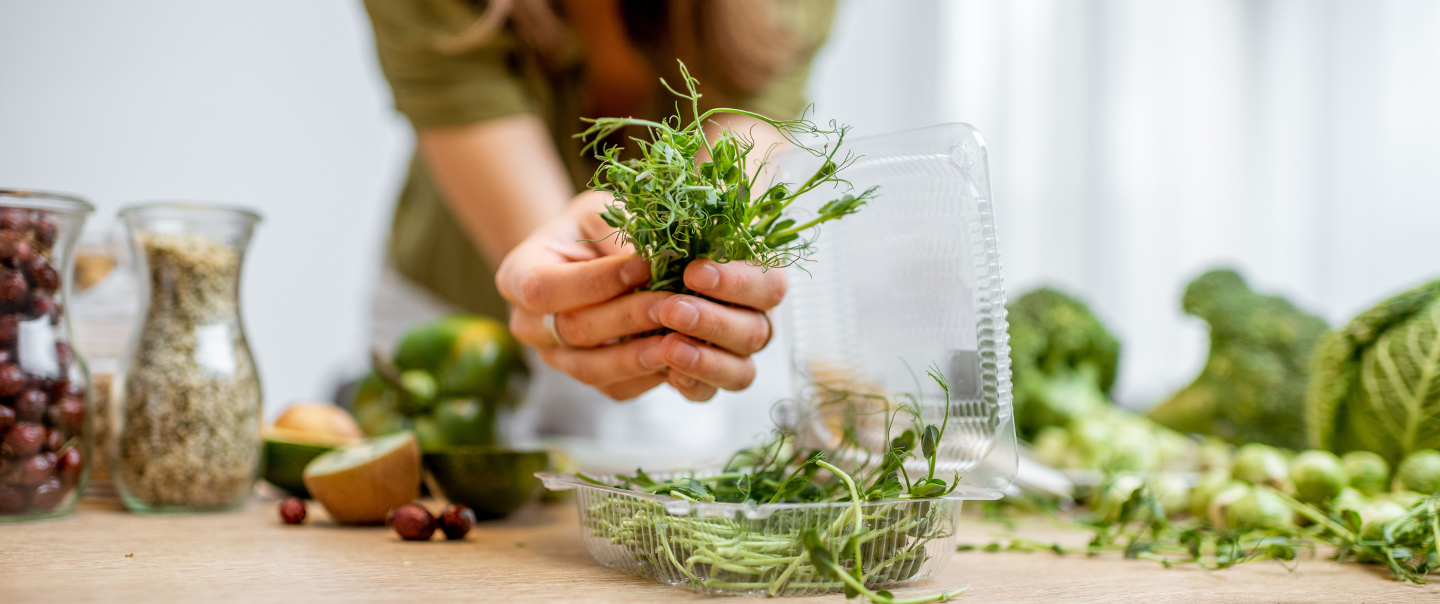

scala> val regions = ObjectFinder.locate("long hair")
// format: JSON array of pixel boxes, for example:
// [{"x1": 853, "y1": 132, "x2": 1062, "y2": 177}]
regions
[{"x1": 434, "y1": 0, "x2": 795, "y2": 97}]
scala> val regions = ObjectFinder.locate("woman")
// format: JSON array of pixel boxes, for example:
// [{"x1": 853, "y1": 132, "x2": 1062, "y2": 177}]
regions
[{"x1": 363, "y1": 0, "x2": 837, "y2": 415}]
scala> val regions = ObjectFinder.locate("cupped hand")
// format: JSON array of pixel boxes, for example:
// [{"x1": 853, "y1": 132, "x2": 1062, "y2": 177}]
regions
[{"x1": 496, "y1": 191, "x2": 786, "y2": 401}]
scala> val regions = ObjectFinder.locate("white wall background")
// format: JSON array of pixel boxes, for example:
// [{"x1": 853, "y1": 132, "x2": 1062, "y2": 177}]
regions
[{"x1": 2, "y1": 0, "x2": 1438, "y2": 418}]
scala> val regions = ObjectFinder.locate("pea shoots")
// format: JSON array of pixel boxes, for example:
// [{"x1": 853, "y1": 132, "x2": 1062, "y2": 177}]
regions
[
  {"x1": 577, "y1": 368, "x2": 967, "y2": 603},
  {"x1": 578, "y1": 61, "x2": 876, "y2": 294}
]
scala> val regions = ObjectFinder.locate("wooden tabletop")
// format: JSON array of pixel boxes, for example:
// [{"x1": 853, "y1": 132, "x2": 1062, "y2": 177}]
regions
[{"x1": 2, "y1": 496, "x2": 1435, "y2": 603}]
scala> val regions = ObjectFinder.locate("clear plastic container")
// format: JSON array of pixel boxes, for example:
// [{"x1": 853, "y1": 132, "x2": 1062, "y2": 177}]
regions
[
  {"x1": 112, "y1": 203, "x2": 263, "y2": 513},
  {"x1": 0, "y1": 189, "x2": 95, "y2": 522},
  {"x1": 541, "y1": 123, "x2": 1016, "y2": 595}
]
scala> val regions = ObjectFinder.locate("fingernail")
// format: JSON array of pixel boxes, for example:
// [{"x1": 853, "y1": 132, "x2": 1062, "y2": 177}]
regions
[
  {"x1": 622, "y1": 260, "x2": 650, "y2": 287},
  {"x1": 669, "y1": 299, "x2": 700, "y2": 330},
  {"x1": 689, "y1": 262, "x2": 720, "y2": 292},
  {"x1": 673, "y1": 373, "x2": 696, "y2": 388},
  {"x1": 670, "y1": 341, "x2": 701, "y2": 370},
  {"x1": 639, "y1": 342, "x2": 666, "y2": 370}
]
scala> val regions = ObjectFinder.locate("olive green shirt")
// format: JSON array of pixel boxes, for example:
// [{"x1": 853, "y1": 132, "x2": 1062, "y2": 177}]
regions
[{"x1": 364, "y1": 0, "x2": 837, "y2": 319}]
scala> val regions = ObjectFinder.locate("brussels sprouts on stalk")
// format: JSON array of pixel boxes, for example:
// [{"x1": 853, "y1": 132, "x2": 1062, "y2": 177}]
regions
[
  {"x1": 1393, "y1": 449, "x2": 1440, "y2": 494},
  {"x1": 1341, "y1": 451, "x2": 1390, "y2": 496},
  {"x1": 1290, "y1": 450, "x2": 1347, "y2": 505},
  {"x1": 1233, "y1": 443, "x2": 1293, "y2": 492}
]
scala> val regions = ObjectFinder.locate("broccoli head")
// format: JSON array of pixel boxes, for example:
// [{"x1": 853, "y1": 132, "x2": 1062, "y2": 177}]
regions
[
  {"x1": 1006, "y1": 287, "x2": 1121, "y2": 440},
  {"x1": 1147, "y1": 269, "x2": 1329, "y2": 450}
]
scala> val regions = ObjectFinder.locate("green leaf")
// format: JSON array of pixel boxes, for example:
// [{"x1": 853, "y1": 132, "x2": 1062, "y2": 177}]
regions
[{"x1": 922, "y1": 424, "x2": 940, "y2": 460}]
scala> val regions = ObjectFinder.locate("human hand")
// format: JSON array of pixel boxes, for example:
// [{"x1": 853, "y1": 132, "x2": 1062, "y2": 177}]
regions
[{"x1": 497, "y1": 191, "x2": 785, "y2": 401}]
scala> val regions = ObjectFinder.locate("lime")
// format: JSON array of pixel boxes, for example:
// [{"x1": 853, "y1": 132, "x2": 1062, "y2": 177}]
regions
[{"x1": 262, "y1": 431, "x2": 339, "y2": 498}]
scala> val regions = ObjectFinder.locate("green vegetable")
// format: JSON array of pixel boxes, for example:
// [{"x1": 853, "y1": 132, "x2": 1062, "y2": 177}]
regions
[
  {"x1": 579, "y1": 61, "x2": 873, "y2": 297},
  {"x1": 578, "y1": 368, "x2": 965, "y2": 603},
  {"x1": 1308, "y1": 279, "x2": 1440, "y2": 466},
  {"x1": 1232, "y1": 443, "x2": 1293, "y2": 492},
  {"x1": 1341, "y1": 450, "x2": 1391, "y2": 497},
  {"x1": 1223, "y1": 487, "x2": 1294, "y2": 530},
  {"x1": 1190, "y1": 471, "x2": 1239, "y2": 518},
  {"x1": 1359, "y1": 501, "x2": 1409, "y2": 540},
  {"x1": 1148, "y1": 269, "x2": 1329, "y2": 450},
  {"x1": 1005, "y1": 288, "x2": 1120, "y2": 440},
  {"x1": 1330, "y1": 487, "x2": 1370, "y2": 515},
  {"x1": 1290, "y1": 450, "x2": 1347, "y2": 505},
  {"x1": 1395, "y1": 449, "x2": 1440, "y2": 494}
]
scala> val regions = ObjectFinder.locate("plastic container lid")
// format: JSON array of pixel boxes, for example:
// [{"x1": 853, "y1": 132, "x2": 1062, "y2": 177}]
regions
[{"x1": 776, "y1": 122, "x2": 1017, "y2": 497}]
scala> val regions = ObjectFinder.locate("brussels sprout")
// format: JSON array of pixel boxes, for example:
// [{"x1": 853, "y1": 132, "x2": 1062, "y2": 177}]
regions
[
  {"x1": 1341, "y1": 451, "x2": 1390, "y2": 496},
  {"x1": 1233, "y1": 443, "x2": 1293, "y2": 492},
  {"x1": 1092, "y1": 473, "x2": 1145, "y2": 523},
  {"x1": 1068, "y1": 418, "x2": 1115, "y2": 468},
  {"x1": 1208, "y1": 482, "x2": 1254, "y2": 528},
  {"x1": 1197, "y1": 437, "x2": 1234, "y2": 472},
  {"x1": 1290, "y1": 450, "x2": 1347, "y2": 505},
  {"x1": 1330, "y1": 487, "x2": 1370, "y2": 515},
  {"x1": 1223, "y1": 487, "x2": 1294, "y2": 530},
  {"x1": 1190, "y1": 471, "x2": 1238, "y2": 518},
  {"x1": 1153, "y1": 473, "x2": 1192, "y2": 516},
  {"x1": 1359, "y1": 501, "x2": 1408, "y2": 540},
  {"x1": 1155, "y1": 428, "x2": 1198, "y2": 472},
  {"x1": 1393, "y1": 449, "x2": 1440, "y2": 495},
  {"x1": 1107, "y1": 421, "x2": 1159, "y2": 473},
  {"x1": 1381, "y1": 490, "x2": 1425, "y2": 510},
  {"x1": 1030, "y1": 426, "x2": 1071, "y2": 468}
]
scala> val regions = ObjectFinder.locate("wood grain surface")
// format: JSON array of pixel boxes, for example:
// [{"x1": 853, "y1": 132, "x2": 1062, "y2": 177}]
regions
[{"x1": 1, "y1": 497, "x2": 1434, "y2": 603}]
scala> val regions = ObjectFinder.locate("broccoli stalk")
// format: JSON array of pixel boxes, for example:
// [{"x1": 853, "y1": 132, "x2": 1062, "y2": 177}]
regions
[
  {"x1": 1006, "y1": 288, "x2": 1122, "y2": 441},
  {"x1": 1147, "y1": 269, "x2": 1329, "y2": 450}
]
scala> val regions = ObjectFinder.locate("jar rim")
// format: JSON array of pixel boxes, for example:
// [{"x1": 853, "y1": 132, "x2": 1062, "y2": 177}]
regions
[
  {"x1": 0, "y1": 189, "x2": 96, "y2": 214},
  {"x1": 119, "y1": 201, "x2": 263, "y2": 223}
]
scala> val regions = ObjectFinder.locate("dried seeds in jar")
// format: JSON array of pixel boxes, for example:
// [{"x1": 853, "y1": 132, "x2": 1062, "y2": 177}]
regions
[{"x1": 114, "y1": 229, "x2": 261, "y2": 511}]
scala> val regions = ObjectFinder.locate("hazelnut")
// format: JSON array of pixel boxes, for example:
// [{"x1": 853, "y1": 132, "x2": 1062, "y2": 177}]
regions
[
  {"x1": 279, "y1": 497, "x2": 306, "y2": 525},
  {"x1": 0, "y1": 483, "x2": 27, "y2": 513},
  {"x1": 0, "y1": 405, "x2": 14, "y2": 431},
  {"x1": 438, "y1": 504, "x2": 476, "y2": 540},
  {"x1": 15, "y1": 389, "x2": 46, "y2": 424},
  {"x1": 0, "y1": 363, "x2": 28, "y2": 396},
  {"x1": 19, "y1": 452, "x2": 56, "y2": 486},
  {"x1": 388, "y1": 503, "x2": 436, "y2": 541}
]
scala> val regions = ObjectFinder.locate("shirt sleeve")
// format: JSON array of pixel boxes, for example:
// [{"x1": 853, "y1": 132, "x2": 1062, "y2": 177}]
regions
[
  {"x1": 735, "y1": 0, "x2": 839, "y2": 120},
  {"x1": 364, "y1": 0, "x2": 535, "y2": 128}
]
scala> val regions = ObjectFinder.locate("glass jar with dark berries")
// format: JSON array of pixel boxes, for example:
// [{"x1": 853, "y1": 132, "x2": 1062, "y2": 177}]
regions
[{"x1": 0, "y1": 190, "x2": 94, "y2": 522}]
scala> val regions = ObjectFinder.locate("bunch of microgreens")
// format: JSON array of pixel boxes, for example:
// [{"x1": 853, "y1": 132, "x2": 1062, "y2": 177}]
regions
[
  {"x1": 967, "y1": 474, "x2": 1440, "y2": 583},
  {"x1": 577, "y1": 61, "x2": 876, "y2": 295},
  {"x1": 577, "y1": 367, "x2": 966, "y2": 603}
]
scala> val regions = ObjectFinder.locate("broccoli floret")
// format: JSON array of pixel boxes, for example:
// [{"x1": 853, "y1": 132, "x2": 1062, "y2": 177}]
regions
[
  {"x1": 1006, "y1": 287, "x2": 1121, "y2": 440},
  {"x1": 1147, "y1": 269, "x2": 1329, "y2": 450}
]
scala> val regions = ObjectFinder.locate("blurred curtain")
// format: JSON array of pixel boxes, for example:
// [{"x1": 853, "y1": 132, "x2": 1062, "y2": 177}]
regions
[{"x1": 927, "y1": 0, "x2": 1440, "y2": 407}]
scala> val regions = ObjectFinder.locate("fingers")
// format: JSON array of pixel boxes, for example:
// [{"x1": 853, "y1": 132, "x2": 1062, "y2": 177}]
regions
[
  {"x1": 668, "y1": 371, "x2": 718, "y2": 402},
  {"x1": 683, "y1": 259, "x2": 787, "y2": 311},
  {"x1": 537, "y1": 336, "x2": 667, "y2": 391},
  {"x1": 598, "y1": 373, "x2": 669, "y2": 401},
  {"x1": 642, "y1": 333, "x2": 757, "y2": 394},
  {"x1": 511, "y1": 291, "x2": 671, "y2": 349},
  {"x1": 503, "y1": 253, "x2": 651, "y2": 314},
  {"x1": 651, "y1": 294, "x2": 770, "y2": 355}
]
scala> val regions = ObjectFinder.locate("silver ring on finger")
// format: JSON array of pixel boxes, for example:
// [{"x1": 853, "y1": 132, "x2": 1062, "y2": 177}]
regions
[{"x1": 543, "y1": 313, "x2": 577, "y2": 349}]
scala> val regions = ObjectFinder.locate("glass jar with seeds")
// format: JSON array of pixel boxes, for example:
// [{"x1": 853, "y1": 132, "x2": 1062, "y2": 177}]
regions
[
  {"x1": 0, "y1": 190, "x2": 95, "y2": 522},
  {"x1": 113, "y1": 203, "x2": 262, "y2": 513}
]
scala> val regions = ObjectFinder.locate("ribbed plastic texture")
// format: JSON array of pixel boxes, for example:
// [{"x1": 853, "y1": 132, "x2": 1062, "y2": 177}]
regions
[
  {"x1": 782, "y1": 123, "x2": 1016, "y2": 495},
  {"x1": 541, "y1": 123, "x2": 1014, "y2": 597},
  {"x1": 541, "y1": 472, "x2": 961, "y2": 596}
]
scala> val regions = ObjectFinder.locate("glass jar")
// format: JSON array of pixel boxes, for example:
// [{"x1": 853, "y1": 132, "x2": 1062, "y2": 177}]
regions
[
  {"x1": 113, "y1": 203, "x2": 262, "y2": 513},
  {"x1": 0, "y1": 190, "x2": 94, "y2": 522}
]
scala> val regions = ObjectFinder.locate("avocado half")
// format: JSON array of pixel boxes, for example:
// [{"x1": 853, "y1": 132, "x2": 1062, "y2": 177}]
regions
[{"x1": 423, "y1": 447, "x2": 549, "y2": 519}]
